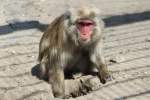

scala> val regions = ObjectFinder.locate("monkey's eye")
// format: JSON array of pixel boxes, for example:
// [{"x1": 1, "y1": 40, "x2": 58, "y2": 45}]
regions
[
  {"x1": 76, "y1": 19, "x2": 95, "y2": 27},
  {"x1": 77, "y1": 22, "x2": 93, "y2": 26}
]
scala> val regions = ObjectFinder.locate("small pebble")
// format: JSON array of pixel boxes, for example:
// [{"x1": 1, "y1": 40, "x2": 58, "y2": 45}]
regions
[
  {"x1": 109, "y1": 55, "x2": 125, "y2": 63},
  {"x1": 10, "y1": 50, "x2": 16, "y2": 54}
]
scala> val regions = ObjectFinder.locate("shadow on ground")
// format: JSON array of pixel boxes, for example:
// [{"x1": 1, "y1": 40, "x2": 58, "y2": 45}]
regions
[
  {"x1": 0, "y1": 11, "x2": 150, "y2": 35},
  {"x1": 0, "y1": 21, "x2": 48, "y2": 35},
  {"x1": 31, "y1": 64, "x2": 40, "y2": 78},
  {"x1": 31, "y1": 64, "x2": 49, "y2": 81},
  {"x1": 104, "y1": 11, "x2": 150, "y2": 27},
  {"x1": 115, "y1": 90, "x2": 150, "y2": 100}
]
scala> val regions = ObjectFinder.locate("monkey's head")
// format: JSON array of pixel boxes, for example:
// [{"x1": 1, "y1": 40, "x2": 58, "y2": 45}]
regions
[{"x1": 64, "y1": 7, "x2": 104, "y2": 46}]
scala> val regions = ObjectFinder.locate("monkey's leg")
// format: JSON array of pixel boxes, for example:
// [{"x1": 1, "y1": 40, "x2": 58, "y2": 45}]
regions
[{"x1": 48, "y1": 66, "x2": 65, "y2": 98}]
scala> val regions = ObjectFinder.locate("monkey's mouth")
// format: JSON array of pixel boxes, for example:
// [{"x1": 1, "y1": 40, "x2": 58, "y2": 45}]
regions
[{"x1": 76, "y1": 19, "x2": 94, "y2": 41}]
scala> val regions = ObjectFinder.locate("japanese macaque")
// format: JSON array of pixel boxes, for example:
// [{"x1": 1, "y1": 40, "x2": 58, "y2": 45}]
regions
[{"x1": 38, "y1": 7, "x2": 112, "y2": 98}]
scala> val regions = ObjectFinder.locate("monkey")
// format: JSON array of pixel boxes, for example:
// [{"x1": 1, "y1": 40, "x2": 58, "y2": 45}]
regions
[{"x1": 38, "y1": 7, "x2": 112, "y2": 98}]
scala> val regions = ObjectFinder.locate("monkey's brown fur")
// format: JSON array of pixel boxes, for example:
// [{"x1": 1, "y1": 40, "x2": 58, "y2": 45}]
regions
[
  {"x1": 38, "y1": 15, "x2": 65, "y2": 61},
  {"x1": 38, "y1": 7, "x2": 112, "y2": 98}
]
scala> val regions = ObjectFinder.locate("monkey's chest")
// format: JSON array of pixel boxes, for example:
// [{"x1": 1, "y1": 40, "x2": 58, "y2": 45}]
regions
[{"x1": 64, "y1": 49, "x2": 90, "y2": 70}]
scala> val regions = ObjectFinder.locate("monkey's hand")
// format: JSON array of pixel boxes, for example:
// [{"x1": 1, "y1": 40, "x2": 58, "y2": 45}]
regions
[{"x1": 99, "y1": 69, "x2": 113, "y2": 84}]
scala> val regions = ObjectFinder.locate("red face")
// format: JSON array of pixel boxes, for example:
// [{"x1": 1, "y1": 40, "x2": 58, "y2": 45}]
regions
[{"x1": 76, "y1": 19, "x2": 95, "y2": 41}]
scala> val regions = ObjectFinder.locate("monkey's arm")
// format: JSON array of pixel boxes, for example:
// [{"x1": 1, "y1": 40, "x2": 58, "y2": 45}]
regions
[{"x1": 90, "y1": 40, "x2": 112, "y2": 84}]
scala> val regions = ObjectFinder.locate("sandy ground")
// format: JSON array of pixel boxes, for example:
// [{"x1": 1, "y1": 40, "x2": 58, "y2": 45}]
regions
[{"x1": 0, "y1": 0, "x2": 150, "y2": 100}]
